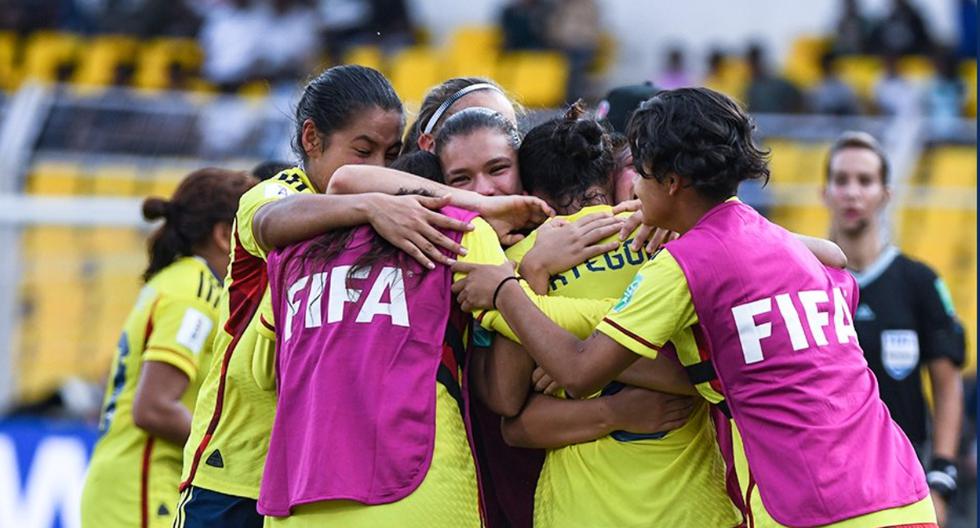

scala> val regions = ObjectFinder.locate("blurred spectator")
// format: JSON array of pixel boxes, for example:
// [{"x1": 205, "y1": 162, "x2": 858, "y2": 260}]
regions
[
  {"x1": 923, "y1": 47, "x2": 966, "y2": 139},
  {"x1": 546, "y1": 0, "x2": 600, "y2": 101},
  {"x1": 873, "y1": 53, "x2": 919, "y2": 116},
  {"x1": 197, "y1": 0, "x2": 265, "y2": 90},
  {"x1": 655, "y1": 47, "x2": 692, "y2": 89},
  {"x1": 832, "y1": 0, "x2": 871, "y2": 55},
  {"x1": 745, "y1": 43, "x2": 805, "y2": 114},
  {"x1": 500, "y1": 0, "x2": 548, "y2": 50},
  {"x1": 320, "y1": 0, "x2": 414, "y2": 56},
  {"x1": 869, "y1": 0, "x2": 933, "y2": 56},
  {"x1": 253, "y1": 0, "x2": 321, "y2": 83},
  {"x1": 252, "y1": 160, "x2": 294, "y2": 180},
  {"x1": 809, "y1": 51, "x2": 861, "y2": 115},
  {"x1": 701, "y1": 48, "x2": 747, "y2": 100}
]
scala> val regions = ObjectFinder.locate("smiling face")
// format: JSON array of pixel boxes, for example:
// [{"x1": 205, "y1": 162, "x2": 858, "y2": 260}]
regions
[
  {"x1": 303, "y1": 106, "x2": 404, "y2": 192},
  {"x1": 438, "y1": 128, "x2": 522, "y2": 196},
  {"x1": 823, "y1": 147, "x2": 889, "y2": 236}
]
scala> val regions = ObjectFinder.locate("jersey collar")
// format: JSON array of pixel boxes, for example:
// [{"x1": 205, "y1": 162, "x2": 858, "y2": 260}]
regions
[{"x1": 848, "y1": 244, "x2": 900, "y2": 288}]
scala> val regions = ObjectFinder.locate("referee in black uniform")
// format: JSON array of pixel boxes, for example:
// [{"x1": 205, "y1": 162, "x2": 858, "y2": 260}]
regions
[{"x1": 822, "y1": 131, "x2": 966, "y2": 525}]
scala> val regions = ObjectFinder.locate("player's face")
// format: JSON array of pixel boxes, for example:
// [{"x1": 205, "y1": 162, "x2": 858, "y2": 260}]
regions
[
  {"x1": 308, "y1": 107, "x2": 404, "y2": 192},
  {"x1": 612, "y1": 148, "x2": 638, "y2": 204},
  {"x1": 824, "y1": 147, "x2": 889, "y2": 236},
  {"x1": 633, "y1": 169, "x2": 672, "y2": 228},
  {"x1": 439, "y1": 129, "x2": 523, "y2": 196}
]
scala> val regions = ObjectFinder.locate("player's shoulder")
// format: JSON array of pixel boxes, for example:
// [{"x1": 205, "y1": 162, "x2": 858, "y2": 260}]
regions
[
  {"x1": 242, "y1": 167, "x2": 312, "y2": 204},
  {"x1": 892, "y1": 252, "x2": 940, "y2": 284},
  {"x1": 149, "y1": 257, "x2": 222, "y2": 307}
]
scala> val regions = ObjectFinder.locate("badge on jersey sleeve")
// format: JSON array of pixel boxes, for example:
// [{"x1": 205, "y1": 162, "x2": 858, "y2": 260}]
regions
[
  {"x1": 881, "y1": 329, "x2": 919, "y2": 380},
  {"x1": 176, "y1": 308, "x2": 214, "y2": 355},
  {"x1": 264, "y1": 182, "x2": 295, "y2": 199}
]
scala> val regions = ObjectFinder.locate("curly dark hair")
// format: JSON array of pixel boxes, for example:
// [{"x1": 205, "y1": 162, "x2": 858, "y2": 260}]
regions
[{"x1": 627, "y1": 87, "x2": 770, "y2": 201}]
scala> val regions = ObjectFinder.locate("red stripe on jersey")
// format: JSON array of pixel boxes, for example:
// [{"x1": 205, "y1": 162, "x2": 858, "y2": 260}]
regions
[
  {"x1": 600, "y1": 317, "x2": 662, "y2": 352},
  {"x1": 691, "y1": 323, "x2": 726, "y2": 396},
  {"x1": 142, "y1": 298, "x2": 160, "y2": 351},
  {"x1": 180, "y1": 230, "x2": 268, "y2": 491},
  {"x1": 140, "y1": 437, "x2": 155, "y2": 528}
]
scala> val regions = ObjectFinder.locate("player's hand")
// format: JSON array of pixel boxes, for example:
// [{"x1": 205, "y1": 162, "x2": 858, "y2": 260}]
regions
[
  {"x1": 474, "y1": 195, "x2": 555, "y2": 246},
  {"x1": 931, "y1": 491, "x2": 947, "y2": 526},
  {"x1": 606, "y1": 387, "x2": 694, "y2": 434},
  {"x1": 367, "y1": 193, "x2": 473, "y2": 269},
  {"x1": 531, "y1": 366, "x2": 562, "y2": 396},
  {"x1": 521, "y1": 213, "x2": 623, "y2": 276},
  {"x1": 618, "y1": 210, "x2": 677, "y2": 254},
  {"x1": 451, "y1": 260, "x2": 518, "y2": 312}
]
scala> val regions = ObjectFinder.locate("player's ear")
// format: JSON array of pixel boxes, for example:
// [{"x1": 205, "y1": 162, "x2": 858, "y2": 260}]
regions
[
  {"x1": 417, "y1": 133, "x2": 435, "y2": 153},
  {"x1": 213, "y1": 221, "x2": 233, "y2": 255}
]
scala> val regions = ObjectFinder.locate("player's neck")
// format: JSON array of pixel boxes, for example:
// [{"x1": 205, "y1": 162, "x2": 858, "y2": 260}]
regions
[{"x1": 833, "y1": 223, "x2": 884, "y2": 272}]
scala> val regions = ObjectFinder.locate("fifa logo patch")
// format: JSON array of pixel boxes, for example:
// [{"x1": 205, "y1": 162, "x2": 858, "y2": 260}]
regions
[
  {"x1": 613, "y1": 275, "x2": 643, "y2": 313},
  {"x1": 881, "y1": 329, "x2": 919, "y2": 380}
]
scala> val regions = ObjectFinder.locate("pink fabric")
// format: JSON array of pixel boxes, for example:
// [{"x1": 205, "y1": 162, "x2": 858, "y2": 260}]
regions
[
  {"x1": 665, "y1": 200, "x2": 927, "y2": 527},
  {"x1": 257, "y1": 207, "x2": 478, "y2": 517}
]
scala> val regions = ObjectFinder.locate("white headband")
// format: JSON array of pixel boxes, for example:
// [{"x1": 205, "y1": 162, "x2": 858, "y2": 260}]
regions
[{"x1": 422, "y1": 83, "x2": 504, "y2": 135}]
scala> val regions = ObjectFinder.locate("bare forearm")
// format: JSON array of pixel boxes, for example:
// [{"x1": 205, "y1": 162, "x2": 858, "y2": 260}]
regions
[
  {"x1": 795, "y1": 234, "x2": 847, "y2": 268},
  {"x1": 929, "y1": 360, "x2": 963, "y2": 458},
  {"x1": 517, "y1": 258, "x2": 551, "y2": 295},
  {"x1": 616, "y1": 357, "x2": 697, "y2": 395},
  {"x1": 480, "y1": 338, "x2": 536, "y2": 417},
  {"x1": 254, "y1": 193, "x2": 375, "y2": 251},
  {"x1": 327, "y1": 165, "x2": 484, "y2": 210},
  {"x1": 501, "y1": 394, "x2": 614, "y2": 449},
  {"x1": 132, "y1": 402, "x2": 192, "y2": 445}
]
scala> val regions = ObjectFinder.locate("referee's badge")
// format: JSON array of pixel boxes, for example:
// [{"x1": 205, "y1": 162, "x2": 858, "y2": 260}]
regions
[{"x1": 881, "y1": 329, "x2": 919, "y2": 380}]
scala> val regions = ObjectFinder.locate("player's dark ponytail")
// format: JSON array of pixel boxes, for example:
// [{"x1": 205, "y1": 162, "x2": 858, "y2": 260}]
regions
[
  {"x1": 142, "y1": 168, "x2": 256, "y2": 282},
  {"x1": 518, "y1": 100, "x2": 615, "y2": 213},
  {"x1": 292, "y1": 65, "x2": 403, "y2": 162}
]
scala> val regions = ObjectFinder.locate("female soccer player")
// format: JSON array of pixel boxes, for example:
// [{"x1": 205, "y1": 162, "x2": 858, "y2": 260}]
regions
[
  {"x1": 81, "y1": 168, "x2": 256, "y2": 528},
  {"x1": 402, "y1": 77, "x2": 518, "y2": 155},
  {"x1": 435, "y1": 107, "x2": 523, "y2": 196},
  {"x1": 452, "y1": 88, "x2": 938, "y2": 528},
  {"x1": 483, "y1": 104, "x2": 742, "y2": 528},
  {"x1": 175, "y1": 65, "x2": 518, "y2": 527}
]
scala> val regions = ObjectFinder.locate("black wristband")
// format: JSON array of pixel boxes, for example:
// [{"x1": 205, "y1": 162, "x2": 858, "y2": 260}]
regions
[
  {"x1": 492, "y1": 276, "x2": 520, "y2": 310},
  {"x1": 926, "y1": 456, "x2": 958, "y2": 499}
]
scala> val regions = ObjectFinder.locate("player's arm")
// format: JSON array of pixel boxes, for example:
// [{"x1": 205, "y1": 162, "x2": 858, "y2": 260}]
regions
[
  {"x1": 501, "y1": 388, "x2": 694, "y2": 449},
  {"x1": 132, "y1": 362, "x2": 192, "y2": 444},
  {"x1": 795, "y1": 234, "x2": 847, "y2": 268},
  {"x1": 453, "y1": 254, "x2": 689, "y2": 399},
  {"x1": 614, "y1": 356, "x2": 697, "y2": 395},
  {"x1": 253, "y1": 192, "x2": 472, "y2": 269},
  {"x1": 327, "y1": 164, "x2": 554, "y2": 246},
  {"x1": 133, "y1": 295, "x2": 216, "y2": 444},
  {"x1": 470, "y1": 336, "x2": 536, "y2": 418}
]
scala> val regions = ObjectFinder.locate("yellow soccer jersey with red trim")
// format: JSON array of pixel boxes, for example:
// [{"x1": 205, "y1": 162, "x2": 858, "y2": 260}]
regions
[
  {"x1": 599, "y1": 249, "x2": 936, "y2": 528},
  {"x1": 503, "y1": 208, "x2": 739, "y2": 528},
  {"x1": 181, "y1": 167, "x2": 314, "y2": 499},
  {"x1": 81, "y1": 256, "x2": 221, "y2": 528}
]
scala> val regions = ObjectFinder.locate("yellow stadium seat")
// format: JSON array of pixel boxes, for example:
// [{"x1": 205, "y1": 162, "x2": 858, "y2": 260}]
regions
[
  {"x1": 929, "y1": 146, "x2": 977, "y2": 187},
  {"x1": 134, "y1": 38, "x2": 203, "y2": 91},
  {"x1": 783, "y1": 35, "x2": 831, "y2": 88},
  {"x1": 27, "y1": 161, "x2": 83, "y2": 195},
  {"x1": 898, "y1": 55, "x2": 934, "y2": 81},
  {"x1": 769, "y1": 205, "x2": 830, "y2": 238},
  {"x1": 447, "y1": 25, "x2": 502, "y2": 59},
  {"x1": 22, "y1": 31, "x2": 81, "y2": 84},
  {"x1": 89, "y1": 165, "x2": 141, "y2": 197},
  {"x1": 0, "y1": 31, "x2": 18, "y2": 90},
  {"x1": 961, "y1": 60, "x2": 976, "y2": 117},
  {"x1": 498, "y1": 51, "x2": 568, "y2": 108},
  {"x1": 73, "y1": 34, "x2": 139, "y2": 87},
  {"x1": 835, "y1": 55, "x2": 883, "y2": 100},
  {"x1": 389, "y1": 47, "x2": 442, "y2": 107},
  {"x1": 341, "y1": 45, "x2": 384, "y2": 72},
  {"x1": 703, "y1": 58, "x2": 750, "y2": 102}
]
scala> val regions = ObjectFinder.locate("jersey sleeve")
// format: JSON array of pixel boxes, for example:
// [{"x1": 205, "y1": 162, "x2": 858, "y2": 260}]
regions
[
  {"x1": 143, "y1": 295, "x2": 219, "y2": 380},
  {"x1": 236, "y1": 176, "x2": 306, "y2": 260},
  {"x1": 455, "y1": 218, "x2": 616, "y2": 341},
  {"x1": 910, "y1": 262, "x2": 966, "y2": 366},
  {"x1": 596, "y1": 249, "x2": 698, "y2": 360}
]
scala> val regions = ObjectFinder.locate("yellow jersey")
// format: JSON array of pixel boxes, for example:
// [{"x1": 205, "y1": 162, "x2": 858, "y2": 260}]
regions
[
  {"x1": 81, "y1": 256, "x2": 222, "y2": 528},
  {"x1": 506, "y1": 205, "x2": 740, "y2": 528},
  {"x1": 261, "y1": 217, "x2": 607, "y2": 527},
  {"x1": 598, "y1": 249, "x2": 937, "y2": 528},
  {"x1": 180, "y1": 168, "x2": 315, "y2": 499}
]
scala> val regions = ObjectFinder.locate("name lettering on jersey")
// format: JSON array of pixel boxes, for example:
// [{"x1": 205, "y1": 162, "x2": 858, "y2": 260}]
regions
[
  {"x1": 284, "y1": 266, "x2": 409, "y2": 340},
  {"x1": 732, "y1": 287, "x2": 858, "y2": 364},
  {"x1": 550, "y1": 239, "x2": 653, "y2": 291}
]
